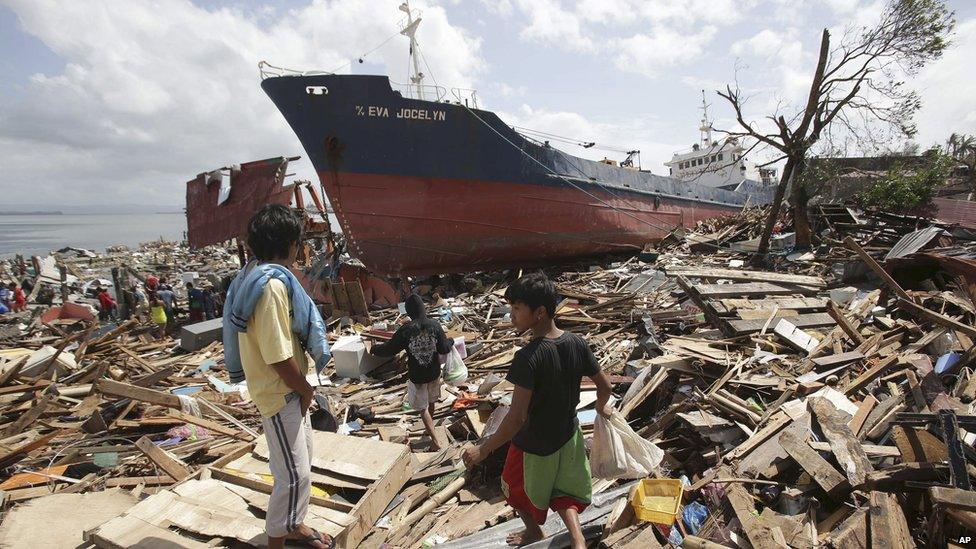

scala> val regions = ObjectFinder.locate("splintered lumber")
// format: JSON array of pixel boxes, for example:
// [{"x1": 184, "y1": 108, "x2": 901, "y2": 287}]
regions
[
  {"x1": 666, "y1": 267, "x2": 826, "y2": 288},
  {"x1": 724, "y1": 475, "x2": 789, "y2": 549},
  {"x1": 135, "y1": 436, "x2": 191, "y2": 481},
  {"x1": 868, "y1": 491, "x2": 914, "y2": 549},
  {"x1": 682, "y1": 536, "x2": 733, "y2": 549},
  {"x1": 826, "y1": 300, "x2": 865, "y2": 344},
  {"x1": 778, "y1": 426, "x2": 848, "y2": 499},
  {"x1": 844, "y1": 355, "x2": 899, "y2": 396},
  {"x1": 809, "y1": 397, "x2": 873, "y2": 487},
  {"x1": 826, "y1": 507, "x2": 868, "y2": 548},
  {"x1": 3, "y1": 393, "x2": 56, "y2": 436},
  {"x1": 390, "y1": 473, "x2": 467, "y2": 538},
  {"x1": 891, "y1": 425, "x2": 947, "y2": 463}
]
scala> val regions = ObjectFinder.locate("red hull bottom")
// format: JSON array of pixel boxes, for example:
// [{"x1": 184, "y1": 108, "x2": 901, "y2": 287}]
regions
[{"x1": 322, "y1": 172, "x2": 739, "y2": 276}]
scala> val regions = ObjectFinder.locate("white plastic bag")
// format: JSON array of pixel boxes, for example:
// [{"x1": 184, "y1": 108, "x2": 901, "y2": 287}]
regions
[
  {"x1": 442, "y1": 347, "x2": 468, "y2": 386},
  {"x1": 591, "y1": 411, "x2": 664, "y2": 479}
]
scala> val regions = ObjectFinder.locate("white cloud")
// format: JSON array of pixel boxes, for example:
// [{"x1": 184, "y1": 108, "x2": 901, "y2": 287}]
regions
[
  {"x1": 915, "y1": 18, "x2": 976, "y2": 148},
  {"x1": 612, "y1": 26, "x2": 717, "y2": 77},
  {"x1": 513, "y1": 0, "x2": 595, "y2": 52},
  {"x1": 0, "y1": 0, "x2": 484, "y2": 205}
]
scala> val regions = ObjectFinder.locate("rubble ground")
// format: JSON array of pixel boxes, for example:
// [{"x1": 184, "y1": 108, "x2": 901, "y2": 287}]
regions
[{"x1": 0, "y1": 206, "x2": 975, "y2": 548}]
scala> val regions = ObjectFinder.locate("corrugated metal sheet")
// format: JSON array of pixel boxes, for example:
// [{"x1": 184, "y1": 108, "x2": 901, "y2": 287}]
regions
[
  {"x1": 934, "y1": 197, "x2": 976, "y2": 229},
  {"x1": 884, "y1": 226, "x2": 946, "y2": 261},
  {"x1": 185, "y1": 157, "x2": 294, "y2": 249}
]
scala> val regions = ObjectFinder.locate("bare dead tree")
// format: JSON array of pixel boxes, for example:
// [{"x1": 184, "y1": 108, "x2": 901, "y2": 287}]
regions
[{"x1": 715, "y1": 0, "x2": 954, "y2": 255}]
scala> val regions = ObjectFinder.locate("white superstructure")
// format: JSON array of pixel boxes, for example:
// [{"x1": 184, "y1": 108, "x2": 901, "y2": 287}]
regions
[{"x1": 665, "y1": 93, "x2": 776, "y2": 189}]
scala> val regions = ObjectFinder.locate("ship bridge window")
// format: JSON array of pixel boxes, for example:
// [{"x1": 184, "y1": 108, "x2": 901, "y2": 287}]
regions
[
  {"x1": 711, "y1": 155, "x2": 716, "y2": 162},
  {"x1": 718, "y1": 153, "x2": 723, "y2": 161}
]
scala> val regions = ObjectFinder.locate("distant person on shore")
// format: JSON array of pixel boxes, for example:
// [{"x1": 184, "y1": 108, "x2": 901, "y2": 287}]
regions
[
  {"x1": 368, "y1": 293, "x2": 454, "y2": 451},
  {"x1": 145, "y1": 274, "x2": 159, "y2": 298},
  {"x1": 186, "y1": 282, "x2": 205, "y2": 323},
  {"x1": 150, "y1": 296, "x2": 167, "y2": 338},
  {"x1": 156, "y1": 285, "x2": 176, "y2": 329},
  {"x1": 222, "y1": 204, "x2": 332, "y2": 549},
  {"x1": 0, "y1": 283, "x2": 11, "y2": 310},
  {"x1": 10, "y1": 283, "x2": 26, "y2": 313},
  {"x1": 97, "y1": 286, "x2": 117, "y2": 321},
  {"x1": 203, "y1": 286, "x2": 217, "y2": 320}
]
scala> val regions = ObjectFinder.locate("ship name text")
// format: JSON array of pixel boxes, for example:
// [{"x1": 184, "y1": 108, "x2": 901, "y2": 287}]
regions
[{"x1": 355, "y1": 105, "x2": 446, "y2": 122}]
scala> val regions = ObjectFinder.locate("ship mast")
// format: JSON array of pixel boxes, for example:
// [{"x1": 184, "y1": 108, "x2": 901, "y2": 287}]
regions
[
  {"x1": 699, "y1": 90, "x2": 713, "y2": 147},
  {"x1": 399, "y1": 1, "x2": 425, "y2": 100}
]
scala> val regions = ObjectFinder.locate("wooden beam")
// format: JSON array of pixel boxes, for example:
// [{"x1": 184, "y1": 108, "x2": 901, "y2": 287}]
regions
[
  {"x1": 96, "y1": 378, "x2": 181, "y2": 408},
  {"x1": 134, "y1": 436, "x2": 190, "y2": 481},
  {"x1": 809, "y1": 397, "x2": 873, "y2": 487},
  {"x1": 675, "y1": 276, "x2": 734, "y2": 338},
  {"x1": 725, "y1": 475, "x2": 789, "y2": 549},
  {"x1": 826, "y1": 299, "x2": 865, "y2": 344},
  {"x1": 868, "y1": 491, "x2": 914, "y2": 549},
  {"x1": 666, "y1": 267, "x2": 826, "y2": 288},
  {"x1": 778, "y1": 426, "x2": 848, "y2": 499}
]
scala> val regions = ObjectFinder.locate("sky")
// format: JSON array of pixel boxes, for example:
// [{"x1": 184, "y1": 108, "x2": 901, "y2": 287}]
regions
[{"x1": 1, "y1": 0, "x2": 974, "y2": 209}]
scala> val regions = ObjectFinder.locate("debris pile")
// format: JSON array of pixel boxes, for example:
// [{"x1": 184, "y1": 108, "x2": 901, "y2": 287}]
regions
[{"x1": 0, "y1": 207, "x2": 975, "y2": 547}]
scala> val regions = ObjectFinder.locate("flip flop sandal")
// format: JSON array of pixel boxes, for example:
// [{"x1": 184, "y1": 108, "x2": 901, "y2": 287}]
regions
[{"x1": 295, "y1": 528, "x2": 335, "y2": 549}]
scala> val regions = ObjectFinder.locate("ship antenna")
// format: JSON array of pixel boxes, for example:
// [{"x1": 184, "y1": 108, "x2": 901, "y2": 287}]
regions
[
  {"x1": 399, "y1": 1, "x2": 425, "y2": 100},
  {"x1": 699, "y1": 89, "x2": 713, "y2": 147}
]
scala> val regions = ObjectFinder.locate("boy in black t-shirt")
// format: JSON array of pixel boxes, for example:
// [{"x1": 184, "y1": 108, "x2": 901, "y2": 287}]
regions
[
  {"x1": 370, "y1": 294, "x2": 453, "y2": 450},
  {"x1": 462, "y1": 273, "x2": 612, "y2": 548}
]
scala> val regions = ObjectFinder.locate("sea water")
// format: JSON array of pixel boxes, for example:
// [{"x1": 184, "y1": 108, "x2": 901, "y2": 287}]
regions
[{"x1": 0, "y1": 213, "x2": 187, "y2": 257}]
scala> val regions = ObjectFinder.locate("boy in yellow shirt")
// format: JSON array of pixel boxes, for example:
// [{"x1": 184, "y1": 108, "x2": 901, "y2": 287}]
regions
[{"x1": 225, "y1": 205, "x2": 332, "y2": 549}]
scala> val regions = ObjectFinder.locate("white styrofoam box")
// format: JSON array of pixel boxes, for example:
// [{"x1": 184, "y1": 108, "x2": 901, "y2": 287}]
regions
[{"x1": 332, "y1": 335, "x2": 389, "y2": 378}]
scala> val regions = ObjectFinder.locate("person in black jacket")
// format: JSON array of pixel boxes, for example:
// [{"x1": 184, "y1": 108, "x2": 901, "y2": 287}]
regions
[{"x1": 370, "y1": 294, "x2": 453, "y2": 450}]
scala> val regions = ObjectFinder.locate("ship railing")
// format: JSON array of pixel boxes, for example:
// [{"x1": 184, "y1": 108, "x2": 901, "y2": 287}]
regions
[
  {"x1": 389, "y1": 81, "x2": 449, "y2": 102},
  {"x1": 258, "y1": 60, "x2": 333, "y2": 80},
  {"x1": 451, "y1": 87, "x2": 479, "y2": 109}
]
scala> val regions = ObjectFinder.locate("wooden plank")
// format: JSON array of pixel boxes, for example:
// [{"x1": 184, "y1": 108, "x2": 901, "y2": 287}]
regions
[
  {"x1": 720, "y1": 296, "x2": 827, "y2": 312},
  {"x1": 135, "y1": 436, "x2": 191, "y2": 481},
  {"x1": 729, "y1": 313, "x2": 835, "y2": 335},
  {"x1": 96, "y1": 378, "x2": 181, "y2": 408},
  {"x1": 809, "y1": 397, "x2": 873, "y2": 487},
  {"x1": 345, "y1": 281, "x2": 368, "y2": 318},
  {"x1": 930, "y1": 486, "x2": 976, "y2": 512},
  {"x1": 729, "y1": 412, "x2": 792, "y2": 461},
  {"x1": 868, "y1": 491, "x2": 914, "y2": 549},
  {"x1": 725, "y1": 475, "x2": 789, "y2": 549},
  {"x1": 940, "y1": 409, "x2": 972, "y2": 490},
  {"x1": 826, "y1": 300, "x2": 866, "y2": 344},
  {"x1": 3, "y1": 393, "x2": 55, "y2": 436},
  {"x1": 891, "y1": 425, "x2": 947, "y2": 463},
  {"x1": 666, "y1": 267, "x2": 825, "y2": 287},
  {"x1": 675, "y1": 276, "x2": 734, "y2": 337},
  {"x1": 807, "y1": 441, "x2": 899, "y2": 458},
  {"x1": 695, "y1": 282, "x2": 808, "y2": 298},
  {"x1": 812, "y1": 350, "x2": 864, "y2": 368},
  {"x1": 130, "y1": 366, "x2": 175, "y2": 388},
  {"x1": 338, "y1": 443, "x2": 413, "y2": 549},
  {"x1": 778, "y1": 426, "x2": 848, "y2": 499},
  {"x1": 849, "y1": 395, "x2": 878, "y2": 436},
  {"x1": 826, "y1": 507, "x2": 867, "y2": 548},
  {"x1": 844, "y1": 355, "x2": 899, "y2": 396},
  {"x1": 167, "y1": 409, "x2": 253, "y2": 441},
  {"x1": 774, "y1": 318, "x2": 820, "y2": 353}
]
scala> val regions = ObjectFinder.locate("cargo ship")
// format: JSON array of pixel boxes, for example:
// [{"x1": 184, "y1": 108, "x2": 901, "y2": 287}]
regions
[{"x1": 260, "y1": 2, "x2": 772, "y2": 276}]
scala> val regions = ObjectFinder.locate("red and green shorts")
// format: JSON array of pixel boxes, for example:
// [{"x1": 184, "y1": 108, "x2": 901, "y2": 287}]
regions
[{"x1": 501, "y1": 429, "x2": 592, "y2": 524}]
